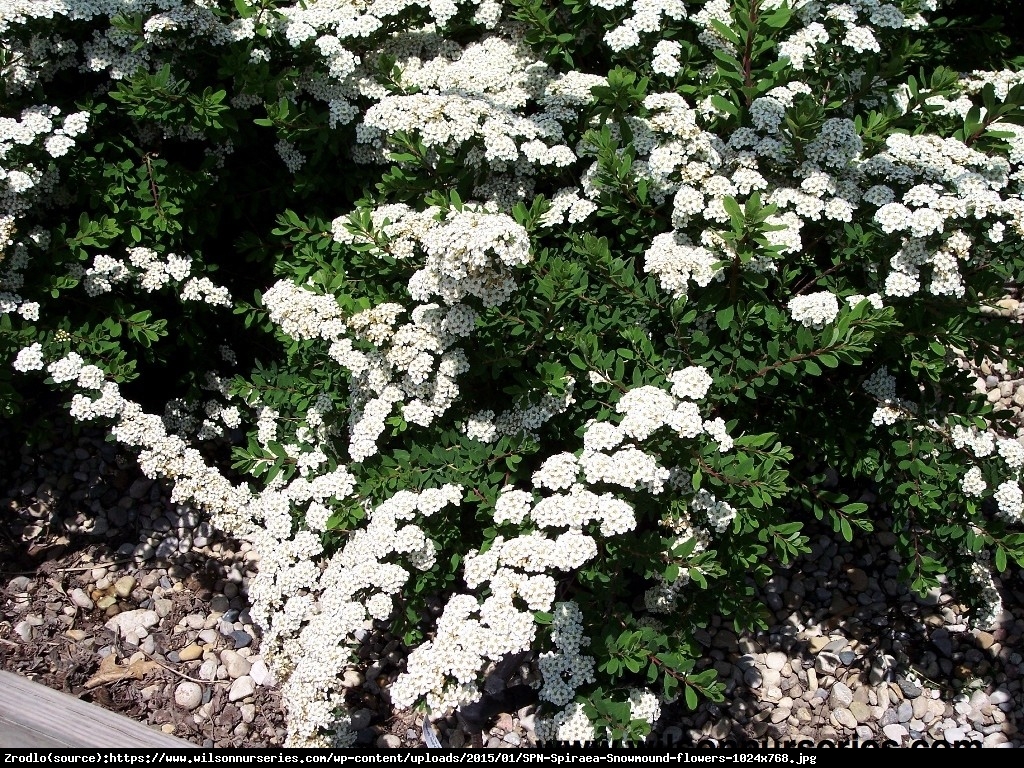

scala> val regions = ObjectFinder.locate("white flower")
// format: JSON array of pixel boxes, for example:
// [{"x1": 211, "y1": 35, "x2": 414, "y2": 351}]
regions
[
  {"x1": 77, "y1": 365, "x2": 106, "y2": 390},
  {"x1": 960, "y1": 466, "x2": 987, "y2": 498},
  {"x1": 532, "y1": 453, "x2": 580, "y2": 491},
  {"x1": 17, "y1": 301, "x2": 39, "y2": 321},
  {"x1": 997, "y1": 438, "x2": 1024, "y2": 470},
  {"x1": 994, "y1": 481, "x2": 1023, "y2": 523},
  {"x1": 13, "y1": 343, "x2": 44, "y2": 372},
  {"x1": 492, "y1": 489, "x2": 532, "y2": 526},
  {"x1": 788, "y1": 291, "x2": 839, "y2": 329},
  {"x1": 669, "y1": 366, "x2": 713, "y2": 400},
  {"x1": 47, "y1": 352, "x2": 84, "y2": 383}
]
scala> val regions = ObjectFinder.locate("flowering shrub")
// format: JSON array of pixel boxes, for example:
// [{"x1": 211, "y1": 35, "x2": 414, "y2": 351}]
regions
[{"x1": 4, "y1": 0, "x2": 1024, "y2": 747}]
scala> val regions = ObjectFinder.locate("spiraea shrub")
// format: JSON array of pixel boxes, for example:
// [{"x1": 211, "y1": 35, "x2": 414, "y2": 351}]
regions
[{"x1": 4, "y1": 0, "x2": 1024, "y2": 746}]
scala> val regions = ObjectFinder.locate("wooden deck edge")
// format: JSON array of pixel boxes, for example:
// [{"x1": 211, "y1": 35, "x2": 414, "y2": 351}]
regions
[{"x1": 0, "y1": 671, "x2": 200, "y2": 748}]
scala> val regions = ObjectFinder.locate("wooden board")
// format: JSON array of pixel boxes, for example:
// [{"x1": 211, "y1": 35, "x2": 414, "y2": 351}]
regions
[{"x1": 0, "y1": 671, "x2": 199, "y2": 748}]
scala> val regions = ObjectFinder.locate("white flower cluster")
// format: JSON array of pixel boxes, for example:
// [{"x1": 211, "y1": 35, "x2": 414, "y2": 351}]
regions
[
  {"x1": 12, "y1": 342, "x2": 44, "y2": 372},
  {"x1": 82, "y1": 253, "x2": 129, "y2": 296},
  {"x1": 960, "y1": 466, "x2": 987, "y2": 498},
  {"x1": 537, "y1": 601, "x2": 595, "y2": 706},
  {"x1": 776, "y1": 1, "x2": 907, "y2": 71},
  {"x1": 950, "y1": 424, "x2": 996, "y2": 459},
  {"x1": 462, "y1": 410, "x2": 499, "y2": 442},
  {"x1": 263, "y1": 279, "x2": 347, "y2": 342},
  {"x1": 787, "y1": 290, "x2": 839, "y2": 330},
  {"x1": 69, "y1": 381, "x2": 126, "y2": 421},
  {"x1": 967, "y1": 552, "x2": 1004, "y2": 630},
  {"x1": 601, "y1": 0, "x2": 687, "y2": 53},
  {"x1": 80, "y1": 247, "x2": 231, "y2": 306},
  {"x1": 1, "y1": 106, "x2": 89, "y2": 223},
  {"x1": 997, "y1": 437, "x2": 1024, "y2": 471},
  {"x1": 690, "y1": 488, "x2": 737, "y2": 533},
  {"x1": 411, "y1": 207, "x2": 532, "y2": 307},
  {"x1": 2, "y1": 34, "x2": 78, "y2": 95},
  {"x1": 392, "y1": 570, "x2": 543, "y2": 712},
  {"x1": 534, "y1": 702, "x2": 595, "y2": 743},
  {"x1": 861, "y1": 367, "x2": 917, "y2": 426},
  {"x1": 538, "y1": 188, "x2": 598, "y2": 228},
  {"x1": 643, "y1": 231, "x2": 723, "y2": 299},
  {"x1": 46, "y1": 351, "x2": 84, "y2": 383},
  {"x1": 459, "y1": 376, "x2": 577, "y2": 443},
  {"x1": 628, "y1": 688, "x2": 662, "y2": 724},
  {"x1": 246, "y1": 483, "x2": 458, "y2": 746},
  {"x1": 846, "y1": 293, "x2": 884, "y2": 310},
  {"x1": 356, "y1": 33, "x2": 573, "y2": 172},
  {"x1": 993, "y1": 480, "x2": 1023, "y2": 524},
  {"x1": 651, "y1": 39, "x2": 682, "y2": 77}
]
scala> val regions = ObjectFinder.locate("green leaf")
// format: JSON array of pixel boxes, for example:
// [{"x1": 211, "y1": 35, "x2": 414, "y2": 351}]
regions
[
  {"x1": 684, "y1": 685, "x2": 698, "y2": 710},
  {"x1": 761, "y1": 6, "x2": 792, "y2": 28},
  {"x1": 715, "y1": 306, "x2": 735, "y2": 331},
  {"x1": 839, "y1": 517, "x2": 853, "y2": 542},
  {"x1": 995, "y1": 547, "x2": 1007, "y2": 573},
  {"x1": 721, "y1": 196, "x2": 743, "y2": 223},
  {"x1": 710, "y1": 94, "x2": 739, "y2": 118}
]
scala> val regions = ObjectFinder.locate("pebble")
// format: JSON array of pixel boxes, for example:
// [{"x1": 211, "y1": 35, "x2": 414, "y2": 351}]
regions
[
  {"x1": 14, "y1": 621, "x2": 33, "y2": 642},
  {"x1": 943, "y1": 727, "x2": 968, "y2": 743},
  {"x1": 69, "y1": 588, "x2": 94, "y2": 609},
  {"x1": 896, "y1": 701, "x2": 913, "y2": 723},
  {"x1": 231, "y1": 630, "x2": 253, "y2": 649},
  {"x1": 350, "y1": 709, "x2": 373, "y2": 731},
  {"x1": 376, "y1": 735, "x2": 401, "y2": 749},
  {"x1": 221, "y1": 650, "x2": 252, "y2": 679},
  {"x1": 883, "y1": 724, "x2": 908, "y2": 742},
  {"x1": 808, "y1": 636, "x2": 831, "y2": 654},
  {"x1": 105, "y1": 609, "x2": 159, "y2": 636},
  {"x1": 830, "y1": 682, "x2": 854, "y2": 709},
  {"x1": 179, "y1": 644, "x2": 204, "y2": 661},
  {"x1": 849, "y1": 701, "x2": 871, "y2": 723},
  {"x1": 815, "y1": 652, "x2": 840, "y2": 674},
  {"x1": 198, "y1": 628, "x2": 219, "y2": 644},
  {"x1": 765, "y1": 652, "x2": 787, "y2": 671},
  {"x1": 228, "y1": 676, "x2": 256, "y2": 702},
  {"x1": 174, "y1": 682, "x2": 203, "y2": 710},
  {"x1": 931, "y1": 628, "x2": 953, "y2": 657},
  {"x1": 114, "y1": 576, "x2": 136, "y2": 598},
  {"x1": 898, "y1": 678, "x2": 923, "y2": 699},
  {"x1": 249, "y1": 658, "x2": 273, "y2": 687},
  {"x1": 833, "y1": 708, "x2": 857, "y2": 729},
  {"x1": 341, "y1": 670, "x2": 365, "y2": 688},
  {"x1": 198, "y1": 658, "x2": 219, "y2": 682}
]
